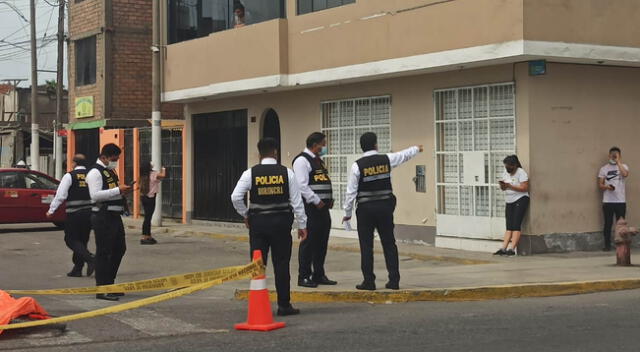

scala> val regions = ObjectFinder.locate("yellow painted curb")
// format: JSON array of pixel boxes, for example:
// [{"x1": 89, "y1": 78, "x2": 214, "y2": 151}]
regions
[{"x1": 235, "y1": 278, "x2": 640, "y2": 303}]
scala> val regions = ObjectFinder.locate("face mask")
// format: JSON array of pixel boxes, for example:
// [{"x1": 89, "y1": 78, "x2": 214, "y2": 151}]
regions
[
  {"x1": 505, "y1": 167, "x2": 515, "y2": 174},
  {"x1": 319, "y1": 146, "x2": 328, "y2": 157},
  {"x1": 609, "y1": 159, "x2": 617, "y2": 165},
  {"x1": 107, "y1": 161, "x2": 118, "y2": 170}
]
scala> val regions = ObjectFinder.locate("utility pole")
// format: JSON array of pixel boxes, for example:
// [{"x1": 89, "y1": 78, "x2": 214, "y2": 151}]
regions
[
  {"x1": 151, "y1": 0, "x2": 162, "y2": 226},
  {"x1": 29, "y1": 0, "x2": 39, "y2": 171},
  {"x1": 54, "y1": 0, "x2": 65, "y2": 179}
]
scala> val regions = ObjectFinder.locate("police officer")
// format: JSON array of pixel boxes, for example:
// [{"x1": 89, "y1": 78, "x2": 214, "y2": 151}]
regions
[
  {"x1": 46, "y1": 154, "x2": 95, "y2": 277},
  {"x1": 86, "y1": 143, "x2": 132, "y2": 301},
  {"x1": 342, "y1": 132, "x2": 422, "y2": 291},
  {"x1": 293, "y1": 132, "x2": 337, "y2": 288},
  {"x1": 231, "y1": 138, "x2": 308, "y2": 316}
]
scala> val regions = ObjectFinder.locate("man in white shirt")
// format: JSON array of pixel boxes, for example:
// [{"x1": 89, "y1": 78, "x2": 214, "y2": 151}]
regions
[
  {"x1": 292, "y1": 132, "x2": 337, "y2": 288},
  {"x1": 46, "y1": 154, "x2": 95, "y2": 277},
  {"x1": 86, "y1": 143, "x2": 132, "y2": 301},
  {"x1": 598, "y1": 146, "x2": 630, "y2": 251},
  {"x1": 342, "y1": 132, "x2": 422, "y2": 291},
  {"x1": 231, "y1": 138, "x2": 308, "y2": 316}
]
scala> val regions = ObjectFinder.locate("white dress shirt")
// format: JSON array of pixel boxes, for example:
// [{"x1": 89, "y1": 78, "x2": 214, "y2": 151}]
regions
[
  {"x1": 292, "y1": 148, "x2": 322, "y2": 205},
  {"x1": 231, "y1": 157, "x2": 307, "y2": 229},
  {"x1": 343, "y1": 146, "x2": 420, "y2": 217},
  {"x1": 86, "y1": 159, "x2": 122, "y2": 203},
  {"x1": 47, "y1": 166, "x2": 86, "y2": 214}
]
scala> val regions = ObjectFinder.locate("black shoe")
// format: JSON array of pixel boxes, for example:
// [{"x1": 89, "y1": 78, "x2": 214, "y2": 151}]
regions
[
  {"x1": 298, "y1": 277, "x2": 318, "y2": 288},
  {"x1": 96, "y1": 293, "x2": 119, "y2": 301},
  {"x1": 86, "y1": 261, "x2": 95, "y2": 277},
  {"x1": 112, "y1": 292, "x2": 125, "y2": 297},
  {"x1": 277, "y1": 305, "x2": 300, "y2": 316},
  {"x1": 140, "y1": 238, "x2": 157, "y2": 245},
  {"x1": 314, "y1": 276, "x2": 337, "y2": 285},
  {"x1": 493, "y1": 248, "x2": 507, "y2": 256},
  {"x1": 505, "y1": 249, "x2": 516, "y2": 256},
  {"x1": 67, "y1": 268, "x2": 83, "y2": 277},
  {"x1": 385, "y1": 282, "x2": 399, "y2": 290},
  {"x1": 356, "y1": 281, "x2": 376, "y2": 291}
]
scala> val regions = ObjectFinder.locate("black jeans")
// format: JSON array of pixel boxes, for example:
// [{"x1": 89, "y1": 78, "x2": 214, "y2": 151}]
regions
[
  {"x1": 355, "y1": 197, "x2": 399, "y2": 285},
  {"x1": 249, "y1": 212, "x2": 294, "y2": 308},
  {"x1": 603, "y1": 203, "x2": 626, "y2": 248},
  {"x1": 298, "y1": 204, "x2": 331, "y2": 281},
  {"x1": 92, "y1": 211, "x2": 127, "y2": 286},
  {"x1": 505, "y1": 196, "x2": 529, "y2": 231},
  {"x1": 141, "y1": 195, "x2": 156, "y2": 236},
  {"x1": 64, "y1": 210, "x2": 93, "y2": 270}
]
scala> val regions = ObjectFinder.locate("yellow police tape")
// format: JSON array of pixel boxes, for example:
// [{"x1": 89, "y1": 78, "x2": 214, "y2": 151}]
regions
[
  {"x1": 0, "y1": 260, "x2": 263, "y2": 331},
  {"x1": 7, "y1": 264, "x2": 252, "y2": 295}
]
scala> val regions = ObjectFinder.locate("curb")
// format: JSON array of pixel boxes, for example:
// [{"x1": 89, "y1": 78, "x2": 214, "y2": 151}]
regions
[{"x1": 234, "y1": 278, "x2": 640, "y2": 303}]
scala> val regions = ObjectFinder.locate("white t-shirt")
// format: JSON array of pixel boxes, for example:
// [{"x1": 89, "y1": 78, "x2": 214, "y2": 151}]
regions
[
  {"x1": 598, "y1": 163, "x2": 629, "y2": 203},
  {"x1": 501, "y1": 168, "x2": 529, "y2": 204}
]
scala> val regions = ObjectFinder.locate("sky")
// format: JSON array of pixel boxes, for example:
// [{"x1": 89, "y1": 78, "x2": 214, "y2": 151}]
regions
[{"x1": 0, "y1": 0, "x2": 67, "y2": 89}]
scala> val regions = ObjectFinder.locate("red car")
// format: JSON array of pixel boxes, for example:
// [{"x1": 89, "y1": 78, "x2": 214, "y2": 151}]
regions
[{"x1": 0, "y1": 168, "x2": 66, "y2": 227}]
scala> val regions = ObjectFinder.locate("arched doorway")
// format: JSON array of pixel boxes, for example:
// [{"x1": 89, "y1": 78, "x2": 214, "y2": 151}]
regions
[{"x1": 262, "y1": 108, "x2": 281, "y2": 163}]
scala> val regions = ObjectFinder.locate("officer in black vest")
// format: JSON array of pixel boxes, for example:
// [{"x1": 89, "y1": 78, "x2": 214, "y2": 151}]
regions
[
  {"x1": 292, "y1": 132, "x2": 337, "y2": 288},
  {"x1": 231, "y1": 138, "x2": 308, "y2": 316},
  {"x1": 342, "y1": 132, "x2": 422, "y2": 291},
  {"x1": 86, "y1": 143, "x2": 132, "y2": 301},
  {"x1": 47, "y1": 154, "x2": 95, "y2": 277}
]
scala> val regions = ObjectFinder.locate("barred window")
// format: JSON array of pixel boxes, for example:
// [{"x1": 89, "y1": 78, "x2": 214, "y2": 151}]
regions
[
  {"x1": 435, "y1": 83, "x2": 515, "y2": 217},
  {"x1": 321, "y1": 96, "x2": 391, "y2": 209}
]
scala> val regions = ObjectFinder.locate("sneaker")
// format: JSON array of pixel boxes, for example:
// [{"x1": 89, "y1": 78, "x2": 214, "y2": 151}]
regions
[
  {"x1": 493, "y1": 248, "x2": 507, "y2": 256},
  {"x1": 505, "y1": 249, "x2": 516, "y2": 256},
  {"x1": 140, "y1": 238, "x2": 157, "y2": 245}
]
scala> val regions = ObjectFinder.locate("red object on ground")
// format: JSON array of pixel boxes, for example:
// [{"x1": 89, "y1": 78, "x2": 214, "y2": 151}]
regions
[
  {"x1": 235, "y1": 250, "x2": 286, "y2": 332},
  {"x1": 0, "y1": 290, "x2": 50, "y2": 334}
]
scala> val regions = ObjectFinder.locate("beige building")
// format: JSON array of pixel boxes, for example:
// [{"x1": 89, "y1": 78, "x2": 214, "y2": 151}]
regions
[{"x1": 161, "y1": 0, "x2": 640, "y2": 253}]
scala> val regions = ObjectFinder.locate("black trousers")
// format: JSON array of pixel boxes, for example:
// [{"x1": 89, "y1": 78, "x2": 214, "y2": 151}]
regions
[
  {"x1": 505, "y1": 196, "x2": 529, "y2": 231},
  {"x1": 141, "y1": 195, "x2": 156, "y2": 235},
  {"x1": 298, "y1": 204, "x2": 331, "y2": 281},
  {"x1": 356, "y1": 198, "x2": 399, "y2": 284},
  {"x1": 64, "y1": 210, "x2": 93, "y2": 271},
  {"x1": 92, "y1": 211, "x2": 127, "y2": 286},
  {"x1": 603, "y1": 203, "x2": 626, "y2": 247},
  {"x1": 249, "y1": 212, "x2": 294, "y2": 307}
]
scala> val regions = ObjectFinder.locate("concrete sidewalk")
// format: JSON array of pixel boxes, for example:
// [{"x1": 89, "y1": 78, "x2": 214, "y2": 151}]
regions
[{"x1": 123, "y1": 218, "x2": 640, "y2": 303}]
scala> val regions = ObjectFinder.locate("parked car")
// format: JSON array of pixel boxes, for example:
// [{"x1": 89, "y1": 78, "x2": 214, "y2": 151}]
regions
[{"x1": 0, "y1": 168, "x2": 66, "y2": 228}]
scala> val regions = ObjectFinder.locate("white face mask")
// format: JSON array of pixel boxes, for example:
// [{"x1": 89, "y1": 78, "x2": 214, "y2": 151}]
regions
[{"x1": 107, "y1": 161, "x2": 118, "y2": 170}]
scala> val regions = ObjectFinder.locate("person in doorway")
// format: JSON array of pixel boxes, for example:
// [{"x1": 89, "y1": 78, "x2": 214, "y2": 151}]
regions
[
  {"x1": 342, "y1": 132, "x2": 423, "y2": 291},
  {"x1": 139, "y1": 162, "x2": 166, "y2": 245},
  {"x1": 293, "y1": 132, "x2": 337, "y2": 288},
  {"x1": 494, "y1": 155, "x2": 529, "y2": 256},
  {"x1": 46, "y1": 154, "x2": 95, "y2": 277},
  {"x1": 87, "y1": 144, "x2": 132, "y2": 301},
  {"x1": 231, "y1": 138, "x2": 308, "y2": 316},
  {"x1": 598, "y1": 146, "x2": 630, "y2": 251}
]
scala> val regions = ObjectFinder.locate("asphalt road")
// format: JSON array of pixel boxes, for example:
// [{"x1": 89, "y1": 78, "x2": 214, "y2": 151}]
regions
[{"x1": 2, "y1": 225, "x2": 640, "y2": 352}]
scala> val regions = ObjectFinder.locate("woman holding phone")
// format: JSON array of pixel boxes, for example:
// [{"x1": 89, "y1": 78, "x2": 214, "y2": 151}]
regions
[
  {"x1": 139, "y1": 162, "x2": 166, "y2": 245},
  {"x1": 494, "y1": 155, "x2": 529, "y2": 256}
]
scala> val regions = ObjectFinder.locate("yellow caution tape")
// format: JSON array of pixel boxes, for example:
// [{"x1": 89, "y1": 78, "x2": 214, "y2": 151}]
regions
[
  {"x1": 0, "y1": 260, "x2": 263, "y2": 331},
  {"x1": 6, "y1": 263, "x2": 254, "y2": 295}
]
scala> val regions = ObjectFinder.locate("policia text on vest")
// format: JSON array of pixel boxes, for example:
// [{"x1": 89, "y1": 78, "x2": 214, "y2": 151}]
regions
[
  {"x1": 343, "y1": 132, "x2": 423, "y2": 291},
  {"x1": 86, "y1": 144, "x2": 134, "y2": 302},
  {"x1": 292, "y1": 132, "x2": 338, "y2": 288},
  {"x1": 47, "y1": 154, "x2": 96, "y2": 278},
  {"x1": 231, "y1": 138, "x2": 308, "y2": 316}
]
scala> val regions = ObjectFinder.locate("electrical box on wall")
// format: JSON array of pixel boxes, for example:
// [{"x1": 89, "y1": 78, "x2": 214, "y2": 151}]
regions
[
  {"x1": 463, "y1": 152, "x2": 486, "y2": 185},
  {"x1": 414, "y1": 165, "x2": 426, "y2": 193}
]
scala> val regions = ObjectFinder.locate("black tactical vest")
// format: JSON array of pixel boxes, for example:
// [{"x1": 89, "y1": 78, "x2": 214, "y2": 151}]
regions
[
  {"x1": 248, "y1": 164, "x2": 292, "y2": 216},
  {"x1": 356, "y1": 154, "x2": 393, "y2": 204},
  {"x1": 91, "y1": 163, "x2": 124, "y2": 213},
  {"x1": 65, "y1": 168, "x2": 93, "y2": 213},
  {"x1": 293, "y1": 152, "x2": 333, "y2": 204}
]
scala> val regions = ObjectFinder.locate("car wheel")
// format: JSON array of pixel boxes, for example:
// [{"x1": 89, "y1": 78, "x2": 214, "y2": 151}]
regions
[{"x1": 53, "y1": 222, "x2": 65, "y2": 229}]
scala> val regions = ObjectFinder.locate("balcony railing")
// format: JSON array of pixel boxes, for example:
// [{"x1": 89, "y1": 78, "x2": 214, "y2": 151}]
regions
[{"x1": 167, "y1": 0, "x2": 286, "y2": 44}]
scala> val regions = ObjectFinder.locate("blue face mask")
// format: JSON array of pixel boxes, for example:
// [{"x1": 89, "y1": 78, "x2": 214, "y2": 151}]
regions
[{"x1": 319, "y1": 146, "x2": 328, "y2": 156}]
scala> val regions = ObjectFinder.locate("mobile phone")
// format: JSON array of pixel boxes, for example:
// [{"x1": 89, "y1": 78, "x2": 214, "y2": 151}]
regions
[{"x1": 129, "y1": 180, "x2": 137, "y2": 186}]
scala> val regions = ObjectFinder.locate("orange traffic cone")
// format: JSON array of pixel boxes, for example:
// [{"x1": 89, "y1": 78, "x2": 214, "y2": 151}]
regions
[{"x1": 235, "y1": 250, "x2": 286, "y2": 332}]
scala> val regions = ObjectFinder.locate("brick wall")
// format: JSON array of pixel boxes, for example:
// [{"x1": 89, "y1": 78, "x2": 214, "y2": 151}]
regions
[{"x1": 68, "y1": 0, "x2": 182, "y2": 126}]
